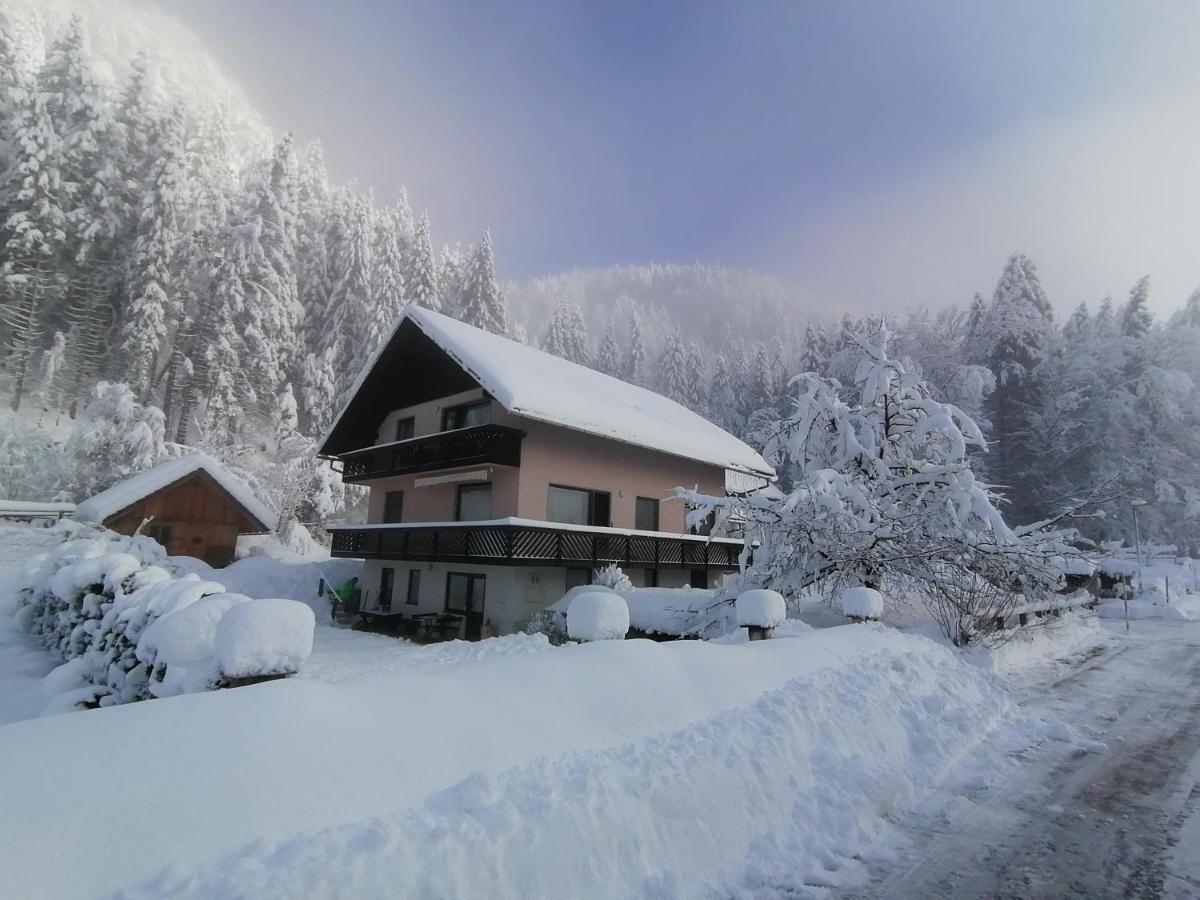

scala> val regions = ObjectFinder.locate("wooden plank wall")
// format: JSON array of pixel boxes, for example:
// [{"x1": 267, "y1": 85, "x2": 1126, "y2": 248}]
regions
[{"x1": 104, "y1": 471, "x2": 263, "y2": 567}]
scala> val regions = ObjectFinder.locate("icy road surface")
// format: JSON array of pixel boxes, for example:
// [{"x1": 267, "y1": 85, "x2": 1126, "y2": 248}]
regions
[{"x1": 848, "y1": 619, "x2": 1200, "y2": 899}]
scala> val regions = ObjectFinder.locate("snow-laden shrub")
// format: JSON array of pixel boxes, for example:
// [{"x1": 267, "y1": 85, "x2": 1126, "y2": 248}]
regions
[
  {"x1": 7, "y1": 529, "x2": 315, "y2": 709},
  {"x1": 567, "y1": 591, "x2": 630, "y2": 642},
  {"x1": 736, "y1": 589, "x2": 786, "y2": 629},
  {"x1": 841, "y1": 586, "x2": 884, "y2": 620},
  {"x1": 215, "y1": 598, "x2": 315, "y2": 680},
  {"x1": 522, "y1": 608, "x2": 569, "y2": 645},
  {"x1": 592, "y1": 563, "x2": 633, "y2": 592}
]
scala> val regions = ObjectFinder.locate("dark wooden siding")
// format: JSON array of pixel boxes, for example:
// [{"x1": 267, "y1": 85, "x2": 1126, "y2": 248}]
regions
[{"x1": 103, "y1": 471, "x2": 265, "y2": 567}]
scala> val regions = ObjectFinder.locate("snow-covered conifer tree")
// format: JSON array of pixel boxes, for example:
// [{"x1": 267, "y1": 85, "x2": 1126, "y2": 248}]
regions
[
  {"x1": 595, "y1": 321, "x2": 622, "y2": 377},
  {"x1": 404, "y1": 211, "x2": 440, "y2": 311},
  {"x1": 658, "y1": 326, "x2": 689, "y2": 404},
  {"x1": 457, "y1": 230, "x2": 507, "y2": 333}
]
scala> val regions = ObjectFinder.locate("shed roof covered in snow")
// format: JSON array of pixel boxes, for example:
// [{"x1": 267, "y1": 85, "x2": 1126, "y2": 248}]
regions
[
  {"x1": 320, "y1": 307, "x2": 775, "y2": 478},
  {"x1": 75, "y1": 454, "x2": 277, "y2": 532}
]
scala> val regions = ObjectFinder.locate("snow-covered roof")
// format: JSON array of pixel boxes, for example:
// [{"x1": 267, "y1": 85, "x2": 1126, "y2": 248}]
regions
[
  {"x1": 0, "y1": 499, "x2": 76, "y2": 515},
  {"x1": 326, "y1": 307, "x2": 774, "y2": 478},
  {"x1": 75, "y1": 454, "x2": 277, "y2": 531}
]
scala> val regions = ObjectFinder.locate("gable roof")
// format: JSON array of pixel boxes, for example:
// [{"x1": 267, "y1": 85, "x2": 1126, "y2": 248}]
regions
[
  {"x1": 321, "y1": 307, "x2": 775, "y2": 478},
  {"x1": 74, "y1": 454, "x2": 278, "y2": 531}
]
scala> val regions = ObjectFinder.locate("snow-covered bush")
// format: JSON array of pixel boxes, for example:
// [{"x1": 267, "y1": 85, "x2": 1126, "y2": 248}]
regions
[
  {"x1": 592, "y1": 563, "x2": 634, "y2": 592},
  {"x1": 841, "y1": 586, "x2": 883, "y2": 621},
  {"x1": 522, "y1": 608, "x2": 569, "y2": 645},
  {"x1": 7, "y1": 528, "x2": 315, "y2": 708},
  {"x1": 736, "y1": 589, "x2": 786, "y2": 630},
  {"x1": 567, "y1": 590, "x2": 630, "y2": 642},
  {"x1": 215, "y1": 598, "x2": 315, "y2": 680}
]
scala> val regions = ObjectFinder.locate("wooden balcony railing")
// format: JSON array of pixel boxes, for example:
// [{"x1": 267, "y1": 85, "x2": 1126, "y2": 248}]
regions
[
  {"x1": 338, "y1": 424, "x2": 524, "y2": 482},
  {"x1": 328, "y1": 521, "x2": 744, "y2": 570}
]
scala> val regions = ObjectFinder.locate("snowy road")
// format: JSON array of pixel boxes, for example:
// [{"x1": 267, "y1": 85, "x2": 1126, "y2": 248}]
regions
[{"x1": 850, "y1": 620, "x2": 1200, "y2": 900}]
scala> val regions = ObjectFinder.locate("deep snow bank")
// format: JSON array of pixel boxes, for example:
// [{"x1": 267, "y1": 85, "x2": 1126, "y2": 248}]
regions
[{"x1": 0, "y1": 626, "x2": 1011, "y2": 899}]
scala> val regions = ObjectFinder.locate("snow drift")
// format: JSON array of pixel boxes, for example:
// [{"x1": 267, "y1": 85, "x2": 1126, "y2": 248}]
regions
[{"x1": 0, "y1": 626, "x2": 1012, "y2": 899}]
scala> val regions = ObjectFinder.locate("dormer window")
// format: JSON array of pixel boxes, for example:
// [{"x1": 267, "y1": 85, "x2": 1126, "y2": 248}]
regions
[{"x1": 441, "y1": 400, "x2": 491, "y2": 432}]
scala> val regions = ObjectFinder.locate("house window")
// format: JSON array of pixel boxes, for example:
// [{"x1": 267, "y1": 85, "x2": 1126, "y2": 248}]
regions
[
  {"x1": 146, "y1": 523, "x2": 173, "y2": 549},
  {"x1": 406, "y1": 569, "x2": 421, "y2": 606},
  {"x1": 635, "y1": 497, "x2": 660, "y2": 532},
  {"x1": 383, "y1": 490, "x2": 404, "y2": 523},
  {"x1": 689, "y1": 568, "x2": 709, "y2": 589},
  {"x1": 547, "y1": 485, "x2": 611, "y2": 527},
  {"x1": 394, "y1": 416, "x2": 415, "y2": 442},
  {"x1": 378, "y1": 567, "x2": 395, "y2": 613},
  {"x1": 565, "y1": 567, "x2": 591, "y2": 591},
  {"x1": 456, "y1": 483, "x2": 493, "y2": 521},
  {"x1": 441, "y1": 400, "x2": 490, "y2": 431}
]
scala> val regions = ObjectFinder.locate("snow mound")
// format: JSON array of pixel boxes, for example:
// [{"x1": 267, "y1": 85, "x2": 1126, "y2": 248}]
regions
[
  {"x1": 841, "y1": 586, "x2": 884, "y2": 619},
  {"x1": 216, "y1": 599, "x2": 316, "y2": 679},
  {"x1": 567, "y1": 591, "x2": 629, "y2": 641},
  {"x1": 736, "y1": 588, "x2": 786, "y2": 628}
]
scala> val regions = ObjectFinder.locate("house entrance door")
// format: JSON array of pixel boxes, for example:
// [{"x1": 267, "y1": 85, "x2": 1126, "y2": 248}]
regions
[{"x1": 445, "y1": 573, "x2": 486, "y2": 640}]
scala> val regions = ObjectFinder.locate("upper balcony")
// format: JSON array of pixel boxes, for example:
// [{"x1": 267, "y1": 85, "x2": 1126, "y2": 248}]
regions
[{"x1": 338, "y1": 424, "x2": 525, "y2": 483}]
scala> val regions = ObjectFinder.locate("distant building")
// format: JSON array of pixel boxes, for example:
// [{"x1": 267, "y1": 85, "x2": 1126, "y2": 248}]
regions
[
  {"x1": 321, "y1": 306, "x2": 774, "y2": 639},
  {"x1": 74, "y1": 455, "x2": 277, "y2": 567}
]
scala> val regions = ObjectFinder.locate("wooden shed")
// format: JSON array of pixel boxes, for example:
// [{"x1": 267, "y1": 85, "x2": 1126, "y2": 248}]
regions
[{"x1": 74, "y1": 455, "x2": 277, "y2": 567}]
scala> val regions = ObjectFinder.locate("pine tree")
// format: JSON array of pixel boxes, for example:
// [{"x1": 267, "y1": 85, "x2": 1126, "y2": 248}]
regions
[
  {"x1": 296, "y1": 141, "x2": 333, "y2": 353},
  {"x1": 684, "y1": 341, "x2": 707, "y2": 411},
  {"x1": 1120, "y1": 275, "x2": 1152, "y2": 338},
  {"x1": 980, "y1": 253, "x2": 1056, "y2": 525},
  {"x1": 625, "y1": 308, "x2": 646, "y2": 382},
  {"x1": 371, "y1": 205, "x2": 407, "y2": 348},
  {"x1": 438, "y1": 242, "x2": 470, "y2": 314},
  {"x1": 40, "y1": 13, "x2": 120, "y2": 265},
  {"x1": 565, "y1": 304, "x2": 590, "y2": 365},
  {"x1": 457, "y1": 229, "x2": 506, "y2": 333},
  {"x1": 120, "y1": 108, "x2": 187, "y2": 398},
  {"x1": 658, "y1": 326, "x2": 688, "y2": 404},
  {"x1": 541, "y1": 299, "x2": 571, "y2": 358},
  {"x1": 595, "y1": 321, "x2": 622, "y2": 377},
  {"x1": 1180, "y1": 288, "x2": 1200, "y2": 329},
  {"x1": 404, "y1": 211, "x2": 440, "y2": 311},
  {"x1": 333, "y1": 193, "x2": 375, "y2": 390}
]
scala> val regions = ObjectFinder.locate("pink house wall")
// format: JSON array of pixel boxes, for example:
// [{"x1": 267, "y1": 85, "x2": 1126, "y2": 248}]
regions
[
  {"x1": 514, "y1": 419, "x2": 724, "y2": 532},
  {"x1": 363, "y1": 396, "x2": 727, "y2": 532}
]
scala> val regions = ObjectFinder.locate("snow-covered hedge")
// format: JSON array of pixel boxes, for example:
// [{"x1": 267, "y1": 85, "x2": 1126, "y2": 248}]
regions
[
  {"x1": 567, "y1": 590, "x2": 629, "y2": 642},
  {"x1": 7, "y1": 530, "x2": 316, "y2": 708},
  {"x1": 736, "y1": 589, "x2": 786, "y2": 629},
  {"x1": 841, "y1": 586, "x2": 884, "y2": 620}
]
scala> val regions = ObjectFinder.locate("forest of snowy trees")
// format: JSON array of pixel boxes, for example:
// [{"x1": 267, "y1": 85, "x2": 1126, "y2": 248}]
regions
[{"x1": 1, "y1": 8, "x2": 1198, "y2": 556}]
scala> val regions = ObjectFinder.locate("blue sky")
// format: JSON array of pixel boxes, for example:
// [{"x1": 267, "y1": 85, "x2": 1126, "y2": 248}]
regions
[{"x1": 166, "y1": 0, "x2": 1200, "y2": 313}]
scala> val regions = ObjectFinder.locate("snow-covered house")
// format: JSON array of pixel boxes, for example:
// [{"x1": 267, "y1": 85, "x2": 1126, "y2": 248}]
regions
[
  {"x1": 321, "y1": 307, "x2": 774, "y2": 639},
  {"x1": 74, "y1": 454, "x2": 277, "y2": 567}
]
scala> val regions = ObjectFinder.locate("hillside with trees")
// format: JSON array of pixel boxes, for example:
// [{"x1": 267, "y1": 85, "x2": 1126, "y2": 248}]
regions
[{"x1": 1, "y1": 3, "x2": 1198, "y2": 557}]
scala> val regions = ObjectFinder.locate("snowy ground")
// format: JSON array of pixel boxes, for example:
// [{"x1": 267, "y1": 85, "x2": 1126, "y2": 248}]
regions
[
  {"x1": 844, "y1": 618, "x2": 1200, "y2": 899},
  {"x1": 2, "y1": 521, "x2": 1195, "y2": 898}
]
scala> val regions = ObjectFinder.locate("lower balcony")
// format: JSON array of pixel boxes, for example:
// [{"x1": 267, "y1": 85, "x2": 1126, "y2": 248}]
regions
[{"x1": 328, "y1": 517, "x2": 744, "y2": 570}]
